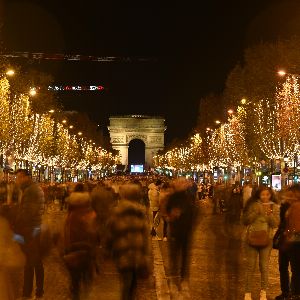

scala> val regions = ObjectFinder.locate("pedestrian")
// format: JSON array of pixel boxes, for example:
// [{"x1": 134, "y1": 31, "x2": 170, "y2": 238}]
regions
[
  {"x1": 105, "y1": 184, "x2": 150, "y2": 300},
  {"x1": 197, "y1": 183, "x2": 203, "y2": 200},
  {"x1": 243, "y1": 187, "x2": 279, "y2": 300},
  {"x1": 159, "y1": 182, "x2": 173, "y2": 242},
  {"x1": 14, "y1": 169, "x2": 45, "y2": 300},
  {"x1": 227, "y1": 183, "x2": 242, "y2": 224},
  {"x1": 164, "y1": 178, "x2": 197, "y2": 296},
  {"x1": 282, "y1": 184, "x2": 300, "y2": 299},
  {"x1": 91, "y1": 185, "x2": 117, "y2": 244},
  {"x1": 148, "y1": 179, "x2": 162, "y2": 240},
  {"x1": 60, "y1": 184, "x2": 69, "y2": 211},
  {"x1": 242, "y1": 183, "x2": 253, "y2": 209},
  {"x1": 63, "y1": 183, "x2": 98, "y2": 300},
  {"x1": 0, "y1": 216, "x2": 26, "y2": 300},
  {"x1": 274, "y1": 193, "x2": 291, "y2": 300}
]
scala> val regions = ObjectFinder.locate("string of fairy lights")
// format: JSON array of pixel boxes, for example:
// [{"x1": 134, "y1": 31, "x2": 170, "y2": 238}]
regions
[
  {"x1": 154, "y1": 73, "x2": 300, "y2": 172},
  {"x1": 153, "y1": 133, "x2": 204, "y2": 172},
  {"x1": 0, "y1": 70, "x2": 120, "y2": 177}
]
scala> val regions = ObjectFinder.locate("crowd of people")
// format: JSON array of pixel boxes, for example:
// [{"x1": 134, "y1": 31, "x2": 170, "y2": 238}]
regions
[
  {"x1": 0, "y1": 173, "x2": 198, "y2": 300},
  {"x1": 0, "y1": 172, "x2": 300, "y2": 300}
]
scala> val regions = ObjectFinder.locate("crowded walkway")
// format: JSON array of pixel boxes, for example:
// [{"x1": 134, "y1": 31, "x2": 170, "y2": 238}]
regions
[{"x1": 0, "y1": 175, "x2": 299, "y2": 300}]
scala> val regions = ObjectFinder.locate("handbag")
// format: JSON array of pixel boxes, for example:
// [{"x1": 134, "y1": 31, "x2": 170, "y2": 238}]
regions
[{"x1": 247, "y1": 229, "x2": 270, "y2": 248}]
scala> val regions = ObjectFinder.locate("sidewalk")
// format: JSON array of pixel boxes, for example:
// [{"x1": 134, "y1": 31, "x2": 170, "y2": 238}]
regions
[{"x1": 155, "y1": 198, "x2": 281, "y2": 300}]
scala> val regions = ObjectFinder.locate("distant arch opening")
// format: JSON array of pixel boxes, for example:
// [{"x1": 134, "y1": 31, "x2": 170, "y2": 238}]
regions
[{"x1": 128, "y1": 139, "x2": 145, "y2": 170}]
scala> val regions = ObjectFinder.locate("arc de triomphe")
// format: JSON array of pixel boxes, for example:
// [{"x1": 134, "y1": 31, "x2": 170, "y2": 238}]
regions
[{"x1": 108, "y1": 115, "x2": 166, "y2": 168}]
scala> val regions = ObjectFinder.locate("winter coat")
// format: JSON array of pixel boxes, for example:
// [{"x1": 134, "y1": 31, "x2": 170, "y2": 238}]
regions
[
  {"x1": 243, "y1": 201, "x2": 279, "y2": 239},
  {"x1": 64, "y1": 192, "x2": 98, "y2": 253},
  {"x1": 285, "y1": 200, "x2": 300, "y2": 236},
  {"x1": 274, "y1": 202, "x2": 290, "y2": 249},
  {"x1": 165, "y1": 190, "x2": 196, "y2": 240},
  {"x1": 242, "y1": 186, "x2": 253, "y2": 208},
  {"x1": 106, "y1": 199, "x2": 150, "y2": 273},
  {"x1": 15, "y1": 181, "x2": 45, "y2": 236},
  {"x1": 148, "y1": 183, "x2": 160, "y2": 210}
]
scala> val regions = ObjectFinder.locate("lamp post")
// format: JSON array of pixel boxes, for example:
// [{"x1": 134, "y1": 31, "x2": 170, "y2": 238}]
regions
[
  {"x1": 6, "y1": 69, "x2": 15, "y2": 76},
  {"x1": 278, "y1": 70, "x2": 300, "y2": 78},
  {"x1": 29, "y1": 88, "x2": 37, "y2": 97},
  {"x1": 227, "y1": 109, "x2": 234, "y2": 116}
]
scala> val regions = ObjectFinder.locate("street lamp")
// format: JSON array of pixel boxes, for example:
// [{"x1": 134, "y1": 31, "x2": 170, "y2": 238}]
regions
[
  {"x1": 6, "y1": 69, "x2": 15, "y2": 76},
  {"x1": 241, "y1": 98, "x2": 247, "y2": 105},
  {"x1": 69, "y1": 125, "x2": 74, "y2": 129},
  {"x1": 49, "y1": 109, "x2": 55, "y2": 113},
  {"x1": 29, "y1": 88, "x2": 37, "y2": 96},
  {"x1": 278, "y1": 70, "x2": 287, "y2": 77},
  {"x1": 62, "y1": 119, "x2": 67, "y2": 124},
  {"x1": 78, "y1": 132, "x2": 83, "y2": 136},
  {"x1": 227, "y1": 109, "x2": 234, "y2": 115},
  {"x1": 215, "y1": 120, "x2": 221, "y2": 125},
  {"x1": 277, "y1": 70, "x2": 300, "y2": 77}
]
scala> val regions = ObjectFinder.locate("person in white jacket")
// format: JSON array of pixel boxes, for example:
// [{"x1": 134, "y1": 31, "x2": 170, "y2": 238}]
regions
[
  {"x1": 148, "y1": 180, "x2": 162, "y2": 240},
  {"x1": 243, "y1": 183, "x2": 253, "y2": 208}
]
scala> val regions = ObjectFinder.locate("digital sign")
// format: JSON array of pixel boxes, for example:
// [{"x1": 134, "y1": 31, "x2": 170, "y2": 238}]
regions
[{"x1": 130, "y1": 165, "x2": 144, "y2": 173}]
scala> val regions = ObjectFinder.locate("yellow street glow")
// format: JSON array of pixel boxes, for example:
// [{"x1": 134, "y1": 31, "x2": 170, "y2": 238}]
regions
[
  {"x1": 278, "y1": 70, "x2": 286, "y2": 76},
  {"x1": 29, "y1": 88, "x2": 37, "y2": 96},
  {"x1": 6, "y1": 69, "x2": 15, "y2": 76}
]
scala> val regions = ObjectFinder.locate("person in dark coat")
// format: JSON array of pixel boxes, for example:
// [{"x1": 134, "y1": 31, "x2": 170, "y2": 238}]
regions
[
  {"x1": 63, "y1": 183, "x2": 98, "y2": 300},
  {"x1": 15, "y1": 169, "x2": 45, "y2": 299},
  {"x1": 226, "y1": 184, "x2": 242, "y2": 225},
  {"x1": 275, "y1": 199, "x2": 291, "y2": 300},
  {"x1": 164, "y1": 178, "x2": 197, "y2": 295},
  {"x1": 282, "y1": 185, "x2": 300, "y2": 298},
  {"x1": 105, "y1": 184, "x2": 150, "y2": 300}
]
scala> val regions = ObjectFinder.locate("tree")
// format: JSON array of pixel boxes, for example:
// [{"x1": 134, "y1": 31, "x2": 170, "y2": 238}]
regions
[
  {"x1": 224, "y1": 37, "x2": 300, "y2": 108},
  {"x1": 207, "y1": 112, "x2": 248, "y2": 168},
  {"x1": 251, "y1": 75, "x2": 300, "y2": 159}
]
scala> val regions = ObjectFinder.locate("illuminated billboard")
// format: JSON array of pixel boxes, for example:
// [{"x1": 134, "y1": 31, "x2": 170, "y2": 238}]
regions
[{"x1": 130, "y1": 165, "x2": 144, "y2": 173}]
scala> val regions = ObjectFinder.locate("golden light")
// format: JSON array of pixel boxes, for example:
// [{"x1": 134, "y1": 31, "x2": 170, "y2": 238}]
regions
[
  {"x1": 278, "y1": 70, "x2": 286, "y2": 77},
  {"x1": 29, "y1": 88, "x2": 37, "y2": 96},
  {"x1": 215, "y1": 120, "x2": 221, "y2": 125},
  {"x1": 49, "y1": 109, "x2": 55, "y2": 113},
  {"x1": 206, "y1": 127, "x2": 211, "y2": 131},
  {"x1": 6, "y1": 69, "x2": 15, "y2": 76},
  {"x1": 241, "y1": 98, "x2": 247, "y2": 105},
  {"x1": 69, "y1": 125, "x2": 74, "y2": 129},
  {"x1": 78, "y1": 132, "x2": 83, "y2": 136},
  {"x1": 228, "y1": 109, "x2": 234, "y2": 115},
  {"x1": 62, "y1": 119, "x2": 67, "y2": 124}
]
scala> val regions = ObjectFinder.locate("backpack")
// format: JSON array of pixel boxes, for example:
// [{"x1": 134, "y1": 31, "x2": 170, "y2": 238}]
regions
[{"x1": 285, "y1": 200, "x2": 300, "y2": 243}]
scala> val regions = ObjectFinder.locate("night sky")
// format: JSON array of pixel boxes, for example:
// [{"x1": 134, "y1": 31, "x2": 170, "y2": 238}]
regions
[{"x1": 2, "y1": 0, "x2": 298, "y2": 143}]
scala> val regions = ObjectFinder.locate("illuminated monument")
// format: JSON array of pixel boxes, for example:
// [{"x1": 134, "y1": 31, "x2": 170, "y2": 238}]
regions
[{"x1": 108, "y1": 115, "x2": 166, "y2": 168}]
